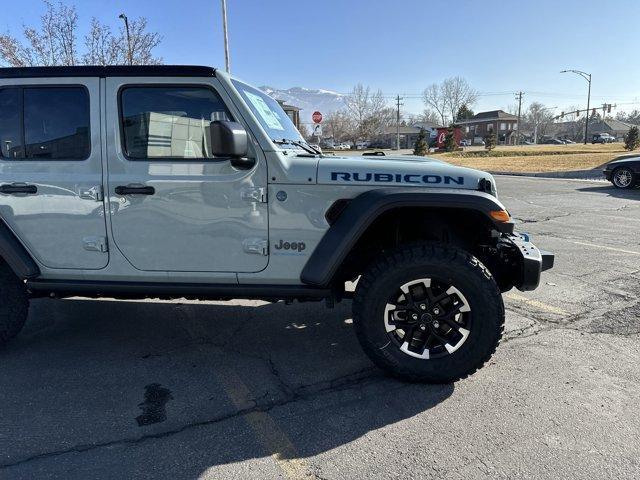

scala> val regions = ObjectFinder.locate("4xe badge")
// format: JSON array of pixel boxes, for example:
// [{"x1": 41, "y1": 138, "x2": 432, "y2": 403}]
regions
[{"x1": 274, "y1": 239, "x2": 306, "y2": 254}]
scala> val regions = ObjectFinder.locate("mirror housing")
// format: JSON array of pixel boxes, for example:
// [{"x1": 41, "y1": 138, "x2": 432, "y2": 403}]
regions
[{"x1": 210, "y1": 120, "x2": 249, "y2": 158}]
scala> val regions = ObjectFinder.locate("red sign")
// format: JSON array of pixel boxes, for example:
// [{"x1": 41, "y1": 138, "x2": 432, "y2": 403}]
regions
[
  {"x1": 436, "y1": 127, "x2": 462, "y2": 149},
  {"x1": 312, "y1": 111, "x2": 323, "y2": 123}
]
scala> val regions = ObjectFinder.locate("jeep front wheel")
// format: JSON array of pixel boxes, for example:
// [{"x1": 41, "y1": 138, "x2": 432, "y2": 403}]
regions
[
  {"x1": 0, "y1": 262, "x2": 29, "y2": 347},
  {"x1": 353, "y1": 243, "x2": 504, "y2": 383}
]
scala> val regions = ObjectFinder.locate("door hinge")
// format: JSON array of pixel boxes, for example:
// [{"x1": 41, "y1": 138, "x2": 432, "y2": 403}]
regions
[
  {"x1": 83, "y1": 236, "x2": 108, "y2": 253},
  {"x1": 78, "y1": 185, "x2": 104, "y2": 201},
  {"x1": 242, "y1": 238, "x2": 268, "y2": 256},
  {"x1": 241, "y1": 187, "x2": 267, "y2": 203}
]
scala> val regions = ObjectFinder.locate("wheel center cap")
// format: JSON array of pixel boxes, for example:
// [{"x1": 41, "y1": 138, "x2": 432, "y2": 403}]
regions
[{"x1": 420, "y1": 313, "x2": 433, "y2": 323}]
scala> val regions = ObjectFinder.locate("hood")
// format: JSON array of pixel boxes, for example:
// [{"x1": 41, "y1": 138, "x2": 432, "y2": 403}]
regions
[{"x1": 317, "y1": 154, "x2": 496, "y2": 194}]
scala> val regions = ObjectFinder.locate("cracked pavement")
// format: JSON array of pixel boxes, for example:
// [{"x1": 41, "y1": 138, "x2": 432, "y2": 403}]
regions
[{"x1": 1, "y1": 176, "x2": 639, "y2": 479}]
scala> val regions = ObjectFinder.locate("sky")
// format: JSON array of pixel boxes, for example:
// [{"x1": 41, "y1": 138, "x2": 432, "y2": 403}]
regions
[{"x1": 3, "y1": 0, "x2": 640, "y2": 117}]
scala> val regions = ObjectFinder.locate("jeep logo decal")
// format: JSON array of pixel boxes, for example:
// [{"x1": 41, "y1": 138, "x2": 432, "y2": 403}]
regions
[
  {"x1": 274, "y1": 240, "x2": 306, "y2": 252},
  {"x1": 330, "y1": 172, "x2": 464, "y2": 185}
]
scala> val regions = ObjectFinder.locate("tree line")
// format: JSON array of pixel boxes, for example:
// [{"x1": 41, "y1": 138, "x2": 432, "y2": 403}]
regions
[{"x1": 0, "y1": 1, "x2": 161, "y2": 67}]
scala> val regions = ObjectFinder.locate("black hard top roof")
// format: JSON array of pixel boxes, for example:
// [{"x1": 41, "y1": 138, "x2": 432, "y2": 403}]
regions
[{"x1": 0, "y1": 65, "x2": 216, "y2": 79}]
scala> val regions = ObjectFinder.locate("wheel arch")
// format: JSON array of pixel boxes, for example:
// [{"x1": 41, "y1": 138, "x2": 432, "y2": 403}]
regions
[
  {"x1": 0, "y1": 218, "x2": 40, "y2": 280},
  {"x1": 301, "y1": 188, "x2": 514, "y2": 287}
]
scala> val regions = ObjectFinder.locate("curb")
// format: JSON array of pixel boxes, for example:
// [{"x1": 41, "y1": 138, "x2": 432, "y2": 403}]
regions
[{"x1": 487, "y1": 169, "x2": 602, "y2": 180}]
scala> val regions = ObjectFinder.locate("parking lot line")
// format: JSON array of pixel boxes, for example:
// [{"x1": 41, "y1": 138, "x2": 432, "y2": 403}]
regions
[
  {"x1": 180, "y1": 313, "x2": 310, "y2": 479},
  {"x1": 217, "y1": 371, "x2": 310, "y2": 480},
  {"x1": 569, "y1": 240, "x2": 640, "y2": 256},
  {"x1": 506, "y1": 292, "x2": 569, "y2": 316}
]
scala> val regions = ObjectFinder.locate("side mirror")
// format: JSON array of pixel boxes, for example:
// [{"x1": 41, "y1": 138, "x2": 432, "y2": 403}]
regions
[{"x1": 210, "y1": 120, "x2": 249, "y2": 158}]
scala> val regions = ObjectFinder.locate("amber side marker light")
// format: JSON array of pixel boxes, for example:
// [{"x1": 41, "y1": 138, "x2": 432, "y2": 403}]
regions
[{"x1": 489, "y1": 210, "x2": 511, "y2": 222}]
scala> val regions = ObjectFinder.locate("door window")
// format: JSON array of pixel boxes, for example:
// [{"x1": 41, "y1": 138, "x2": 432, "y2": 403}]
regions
[
  {"x1": 120, "y1": 86, "x2": 232, "y2": 160},
  {"x1": 0, "y1": 86, "x2": 90, "y2": 160}
]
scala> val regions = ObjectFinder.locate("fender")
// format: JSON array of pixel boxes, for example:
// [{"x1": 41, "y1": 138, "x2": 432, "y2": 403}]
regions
[
  {"x1": 301, "y1": 188, "x2": 514, "y2": 287},
  {"x1": 0, "y1": 219, "x2": 40, "y2": 279}
]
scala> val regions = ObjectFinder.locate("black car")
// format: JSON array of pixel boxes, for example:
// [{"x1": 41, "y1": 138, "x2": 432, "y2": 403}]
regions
[{"x1": 603, "y1": 157, "x2": 640, "y2": 189}]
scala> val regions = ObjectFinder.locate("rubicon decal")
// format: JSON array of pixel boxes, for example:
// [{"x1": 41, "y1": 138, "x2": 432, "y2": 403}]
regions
[{"x1": 330, "y1": 172, "x2": 464, "y2": 185}]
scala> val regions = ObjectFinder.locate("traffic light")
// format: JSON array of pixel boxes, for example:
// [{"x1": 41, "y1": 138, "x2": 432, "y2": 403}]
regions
[
  {"x1": 607, "y1": 104, "x2": 612, "y2": 113},
  {"x1": 592, "y1": 108, "x2": 596, "y2": 116},
  {"x1": 561, "y1": 112, "x2": 565, "y2": 118},
  {"x1": 576, "y1": 110, "x2": 580, "y2": 117}
]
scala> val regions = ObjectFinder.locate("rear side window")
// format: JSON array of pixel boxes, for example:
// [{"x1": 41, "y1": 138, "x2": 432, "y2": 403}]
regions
[
  {"x1": 120, "y1": 86, "x2": 232, "y2": 160},
  {"x1": 0, "y1": 86, "x2": 90, "y2": 160}
]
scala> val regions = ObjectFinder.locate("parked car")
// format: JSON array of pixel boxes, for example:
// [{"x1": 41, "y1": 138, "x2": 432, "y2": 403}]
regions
[
  {"x1": 542, "y1": 138, "x2": 566, "y2": 145},
  {"x1": 459, "y1": 139, "x2": 471, "y2": 147},
  {"x1": 332, "y1": 143, "x2": 350, "y2": 150},
  {"x1": 603, "y1": 157, "x2": 640, "y2": 189},
  {"x1": 562, "y1": 138, "x2": 576, "y2": 144},
  {"x1": 355, "y1": 141, "x2": 370, "y2": 150},
  {"x1": 592, "y1": 133, "x2": 615, "y2": 144}
]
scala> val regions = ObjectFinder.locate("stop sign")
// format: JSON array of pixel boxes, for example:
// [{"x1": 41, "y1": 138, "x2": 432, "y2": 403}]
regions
[{"x1": 312, "y1": 111, "x2": 323, "y2": 123}]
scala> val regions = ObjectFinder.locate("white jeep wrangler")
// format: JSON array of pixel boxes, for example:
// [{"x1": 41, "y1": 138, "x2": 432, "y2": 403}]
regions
[{"x1": 0, "y1": 65, "x2": 553, "y2": 383}]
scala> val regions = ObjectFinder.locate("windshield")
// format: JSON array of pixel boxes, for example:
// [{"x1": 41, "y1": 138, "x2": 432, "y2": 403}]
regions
[{"x1": 231, "y1": 80, "x2": 303, "y2": 145}]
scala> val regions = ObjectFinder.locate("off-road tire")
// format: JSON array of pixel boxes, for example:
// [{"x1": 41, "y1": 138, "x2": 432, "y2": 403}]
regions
[
  {"x1": 353, "y1": 243, "x2": 504, "y2": 383},
  {"x1": 0, "y1": 262, "x2": 29, "y2": 346}
]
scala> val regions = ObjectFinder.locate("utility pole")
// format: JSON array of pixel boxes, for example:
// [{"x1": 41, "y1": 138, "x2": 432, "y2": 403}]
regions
[
  {"x1": 221, "y1": 0, "x2": 231, "y2": 73},
  {"x1": 515, "y1": 91, "x2": 524, "y2": 145},
  {"x1": 118, "y1": 14, "x2": 132, "y2": 65},
  {"x1": 395, "y1": 95, "x2": 403, "y2": 150}
]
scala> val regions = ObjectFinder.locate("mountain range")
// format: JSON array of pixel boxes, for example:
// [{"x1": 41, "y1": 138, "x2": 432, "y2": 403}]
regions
[{"x1": 260, "y1": 86, "x2": 347, "y2": 125}]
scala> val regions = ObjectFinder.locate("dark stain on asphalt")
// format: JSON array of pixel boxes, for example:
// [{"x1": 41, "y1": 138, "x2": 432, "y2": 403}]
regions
[{"x1": 136, "y1": 383, "x2": 174, "y2": 427}]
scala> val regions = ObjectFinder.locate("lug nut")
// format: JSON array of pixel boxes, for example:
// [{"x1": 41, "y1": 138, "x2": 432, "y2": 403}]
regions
[
  {"x1": 419, "y1": 304, "x2": 427, "y2": 310},
  {"x1": 411, "y1": 314, "x2": 418, "y2": 320},
  {"x1": 433, "y1": 307, "x2": 440, "y2": 315},
  {"x1": 433, "y1": 321, "x2": 440, "y2": 329},
  {"x1": 420, "y1": 324, "x2": 426, "y2": 331}
]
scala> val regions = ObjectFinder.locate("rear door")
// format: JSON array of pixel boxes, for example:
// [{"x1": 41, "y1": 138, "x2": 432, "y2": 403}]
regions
[
  {"x1": 0, "y1": 78, "x2": 108, "y2": 269},
  {"x1": 104, "y1": 77, "x2": 269, "y2": 273}
]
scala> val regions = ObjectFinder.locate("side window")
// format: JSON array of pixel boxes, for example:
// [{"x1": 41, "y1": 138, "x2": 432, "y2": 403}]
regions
[
  {"x1": 0, "y1": 86, "x2": 90, "y2": 160},
  {"x1": 120, "y1": 86, "x2": 232, "y2": 160}
]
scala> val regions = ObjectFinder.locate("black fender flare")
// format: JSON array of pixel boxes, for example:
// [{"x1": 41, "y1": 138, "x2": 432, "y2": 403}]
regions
[
  {"x1": 301, "y1": 188, "x2": 514, "y2": 287},
  {"x1": 0, "y1": 218, "x2": 40, "y2": 279}
]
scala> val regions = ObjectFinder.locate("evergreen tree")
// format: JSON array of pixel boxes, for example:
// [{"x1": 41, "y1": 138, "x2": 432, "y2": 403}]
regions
[
  {"x1": 444, "y1": 127, "x2": 457, "y2": 152},
  {"x1": 484, "y1": 132, "x2": 497, "y2": 151},
  {"x1": 624, "y1": 126, "x2": 640, "y2": 151},
  {"x1": 456, "y1": 105, "x2": 474, "y2": 121},
  {"x1": 413, "y1": 128, "x2": 429, "y2": 156}
]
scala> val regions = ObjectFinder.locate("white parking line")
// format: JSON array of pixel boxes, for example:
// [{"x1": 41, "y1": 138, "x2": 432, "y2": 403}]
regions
[{"x1": 569, "y1": 240, "x2": 640, "y2": 256}]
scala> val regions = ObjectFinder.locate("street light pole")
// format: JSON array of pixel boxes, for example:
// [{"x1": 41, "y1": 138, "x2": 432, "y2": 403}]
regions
[
  {"x1": 119, "y1": 13, "x2": 132, "y2": 65},
  {"x1": 561, "y1": 69, "x2": 591, "y2": 144},
  {"x1": 221, "y1": 0, "x2": 231, "y2": 73}
]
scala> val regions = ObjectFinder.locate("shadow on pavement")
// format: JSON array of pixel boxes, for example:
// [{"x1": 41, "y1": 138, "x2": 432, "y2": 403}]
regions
[
  {"x1": 577, "y1": 184, "x2": 640, "y2": 199},
  {"x1": 0, "y1": 297, "x2": 454, "y2": 477}
]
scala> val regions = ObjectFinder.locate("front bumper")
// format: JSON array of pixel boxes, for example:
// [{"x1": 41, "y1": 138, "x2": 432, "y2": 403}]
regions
[
  {"x1": 603, "y1": 169, "x2": 612, "y2": 181},
  {"x1": 503, "y1": 233, "x2": 554, "y2": 291}
]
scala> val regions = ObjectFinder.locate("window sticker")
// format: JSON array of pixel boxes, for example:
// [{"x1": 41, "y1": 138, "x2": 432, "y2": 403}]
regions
[{"x1": 244, "y1": 91, "x2": 285, "y2": 131}]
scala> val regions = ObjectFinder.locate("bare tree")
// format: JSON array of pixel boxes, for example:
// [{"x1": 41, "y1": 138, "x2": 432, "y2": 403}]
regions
[
  {"x1": 324, "y1": 110, "x2": 353, "y2": 143},
  {"x1": 524, "y1": 102, "x2": 555, "y2": 143},
  {"x1": 344, "y1": 84, "x2": 392, "y2": 144},
  {"x1": 422, "y1": 83, "x2": 449, "y2": 126},
  {"x1": 423, "y1": 77, "x2": 478, "y2": 126},
  {"x1": 0, "y1": 1, "x2": 161, "y2": 67},
  {"x1": 418, "y1": 108, "x2": 441, "y2": 125},
  {"x1": 442, "y1": 77, "x2": 478, "y2": 123}
]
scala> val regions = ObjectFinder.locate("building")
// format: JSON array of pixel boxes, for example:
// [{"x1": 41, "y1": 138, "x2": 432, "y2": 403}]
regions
[
  {"x1": 456, "y1": 110, "x2": 519, "y2": 145},
  {"x1": 586, "y1": 118, "x2": 639, "y2": 141},
  {"x1": 277, "y1": 100, "x2": 301, "y2": 129}
]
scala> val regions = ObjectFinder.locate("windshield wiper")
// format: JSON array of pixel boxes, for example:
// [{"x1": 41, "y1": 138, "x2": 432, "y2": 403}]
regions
[{"x1": 273, "y1": 139, "x2": 320, "y2": 155}]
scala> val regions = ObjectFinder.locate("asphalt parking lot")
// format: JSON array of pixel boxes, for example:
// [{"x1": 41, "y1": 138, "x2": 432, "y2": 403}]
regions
[{"x1": 1, "y1": 176, "x2": 639, "y2": 479}]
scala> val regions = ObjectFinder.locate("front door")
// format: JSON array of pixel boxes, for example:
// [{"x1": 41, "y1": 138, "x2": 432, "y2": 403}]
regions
[
  {"x1": 105, "y1": 77, "x2": 269, "y2": 273},
  {"x1": 0, "y1": 78, "x2": 108, "y2": 270}
]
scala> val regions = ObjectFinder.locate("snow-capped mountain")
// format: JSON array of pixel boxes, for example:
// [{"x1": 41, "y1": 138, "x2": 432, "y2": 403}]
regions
[{"x1": 260, "y1": 86, "x2": 346, "y2": 125}]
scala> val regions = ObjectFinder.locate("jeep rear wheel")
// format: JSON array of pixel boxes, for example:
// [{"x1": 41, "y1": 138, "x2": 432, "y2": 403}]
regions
[
  {"x1": 0, "y1": 262, "x2": 29, "y2": 346},
  {"x1": 353, "y1": 243, "x2": 504, "y2": 383}
]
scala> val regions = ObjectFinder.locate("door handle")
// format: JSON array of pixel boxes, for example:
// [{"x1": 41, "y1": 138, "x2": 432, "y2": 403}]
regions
[
  {"x1": 114, "y1": 185, "x2": 155, "y2": 196},
  {"x1": 0, "y1": 183, "x2": 38, "y2": 195}
]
